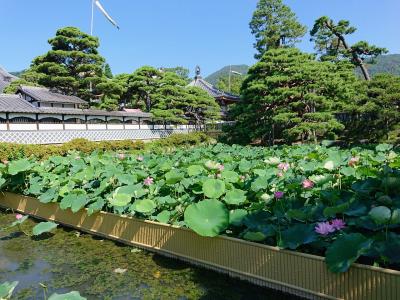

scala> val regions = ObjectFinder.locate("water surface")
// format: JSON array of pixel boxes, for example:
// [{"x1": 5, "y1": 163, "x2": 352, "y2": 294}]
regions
[{"x1": 0, "y1": 210, "x2": 303, "y2": 299}]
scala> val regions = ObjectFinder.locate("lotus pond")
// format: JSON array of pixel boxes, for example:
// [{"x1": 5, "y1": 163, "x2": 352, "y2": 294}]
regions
[
  {"x1": 1, "y1": 143, "x2": 400, "y2": 274},
  {"x1": 0, "y1": 210, "x2": 300, "y2": 299}
]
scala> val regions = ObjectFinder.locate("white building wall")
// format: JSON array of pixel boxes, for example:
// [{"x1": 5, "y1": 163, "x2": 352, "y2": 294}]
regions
[
  {"x1": 125, "y1": 125, "x2": 140, "y2": 130},
  {"x1": 0, "y1": 124, "x2": 8, "y2": 131},
  {"x1": 65, "y1": 124, "x2": 87, "y2": 130},
  {"x1": 87, "y1": 124, "x2": 107, "y2": 130},
  {"x1": 9, "y1": 124, "x2": 37, "y2": 131},
  {"x1": 107, "y1": 124, "x2": 124, "y2": 130},
  {"x1": 38, "y1": 124, "x2": 64, "y2": 130}
]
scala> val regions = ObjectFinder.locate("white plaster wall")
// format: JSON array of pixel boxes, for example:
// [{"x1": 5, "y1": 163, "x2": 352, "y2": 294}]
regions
[
  {"x1": 39, "y1": 124, "x2": 64, "y2": 130},
  {"x1": 140, "y1": 125, "x2": 154, "y2": 130},
  {"x1": 107, "y1": 124, "x2": 124, "y2": 130},
  {"x1": 88, "y1": 124, "x2": 107, "y2": 130},
  {"x1": 9, "y1": 124, "x2": 37, "y2": 131},
  {"x1": 125, "y1": 125, "x2": 140, "y2": 130},
  {"x1": 65, "y1": 124, "x2": 87, "y2": 130},
  {"x1": 0, "y1": 124, "x2": 8, "y2": 131},
  {"x1": 153, "y1": 125, "x2": 165, "y2": 130}
]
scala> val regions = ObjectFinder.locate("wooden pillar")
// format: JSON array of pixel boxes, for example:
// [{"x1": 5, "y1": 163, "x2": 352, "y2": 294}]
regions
[
  {"x1": 122, "y1": 117, "x2": 126, "y2": 130},
  {"x1": 164, "y1": 118, "x2": 167, "y2": 130},
  {"x1": 62, "y1": 115, "x2": 65, "y2": 130},
  {"x1": 85, "y1": 115, "x2": 88, "y2": 130},
  {"x1": 6, "y1": 113, "x2": 9, "y2": 131},
  {"x1": 36, "y1": 114, "x2": 39, "y2": 131},
  {"x1": 138, "y1": 117, "x2": 141, "y2": 129},
  {"x1": 105, "y1": 116, "x2": 108, "y2": 130}
]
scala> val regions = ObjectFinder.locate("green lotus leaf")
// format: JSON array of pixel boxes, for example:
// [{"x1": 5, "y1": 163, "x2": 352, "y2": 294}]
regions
[
  {"x1": 243, "y1": 231, "x2": 266, "y2": 242},
  {"x1": 0, "y1": 281, "x2": 18, "y2": 299},
  {"x1": 326, "y1": 233, "x2": 373, "y2": 273},
  {"x1": 340, "y1": 167, "x2": 356, "y2": 177},
  {"x1": 116, "y1": 173, "x2": 138, "y2": 185},
  {"x1": 243, "y1": 211, "x2": 272, "y2": 230},
  {"x1": 224, "y1": 189, "x2": 246, "y2": 205},
  {"x1": 8, "y1": 159, "x2": 32, "y2": 175},
  {"x1": 156, "y1": 210, "x2": 171, "y2": 224},
  {"x1": 229, "y1": 209, "x2": 248, "y2": 226},
  {"x1": 373, "y1": 234, "x2": 400, "y2": 263},
  {"x1": 32, "y1": 221, "x2": 58, "y2": 236},
  {"x1": 279, "y1": 224, "x2": 317, "y2": 250},
  {"x1": 369, "y1": 206, "x2": 392, "y2": 225},
  {"x1": 39, "y1": 188, "x2": 58, "y2": 204},
  {"x1": 187, "y1": 165, "x2": 204, "y2": 176},
  {"x1": 131, "y1": 199, "x2": 156, "y2": 213},
  {"x1": 184, "y1": 199, "x2": 228, "y2": 237},
  {"x1": 238, "y1": 160, "x2": 251, "y2": 172},
  {"x1": 323, "y1": 203, "x2": 349, "y2": 218},
  {"x1": 220, "y1": 170, "x2": 239, "y2": 183},
  {"x1": 48, "y1": 291, "x2": 86, "y2": 300},
  {"x1": 202, "y1": 179, "x2": 226, "y2": 199},
  {"x1": 390, "y1": 209, "x2": 400, "y2": 224},
  {"x1": 165, "y1": 170, "x2": 184, "y2": 184},
  {"x1": 376, "y1": 143, "x2": 393, "y2": 152},
  {"x1": 251, "y1": 176, "x2": 270, "y2": 192}
]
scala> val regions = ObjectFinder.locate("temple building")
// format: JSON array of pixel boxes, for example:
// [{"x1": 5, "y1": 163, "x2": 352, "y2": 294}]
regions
[
  {"x1": 0, "y1": 66, "x2": 17, "y2": 93},
  {"x1": 0, "y1": 86, "x2": 193, "y2": 144},
  {"x1": 187, "y1": 66, "x2": 240, "y2": 117}
]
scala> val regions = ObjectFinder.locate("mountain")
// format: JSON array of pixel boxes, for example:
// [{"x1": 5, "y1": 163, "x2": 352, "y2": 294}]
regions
[
  {"x1": 361, "y1": 54, "x2": 400, "y2": 77},
  {"x1": 9, "y1": 70, "x2": 25, "y2": 77},
  {"x1": 205, "y1": 65, "x2": 249, "y2": 85}
]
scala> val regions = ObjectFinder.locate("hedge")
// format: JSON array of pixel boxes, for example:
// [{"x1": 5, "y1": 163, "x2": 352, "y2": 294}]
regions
[{"x1": 0, "y1": 132, "x2": 212, "y2": 161}]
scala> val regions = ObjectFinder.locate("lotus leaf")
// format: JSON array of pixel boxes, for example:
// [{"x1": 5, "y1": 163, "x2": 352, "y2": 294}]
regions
[
  {"x1": 202, "y1": 179, "x2": 226, "y2": 199},
  {"x1": 326, "y1": 233, "x2": 373, "y2": 273},
  {"x1": 184, "y1": 199, "x2": 228, "y2": 237},
  {"x1": 32, "y1": 221, "x2": 58, "y2": 236}
]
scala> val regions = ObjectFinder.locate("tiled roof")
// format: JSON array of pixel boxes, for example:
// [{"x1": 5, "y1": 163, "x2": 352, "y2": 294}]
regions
[
  {"x1": 188, "y1": 77, "x2": 240, "y2": 101},
  {"x1": 18, "y1": 86, "x2": 88, "y2": 105},
  {"x1": 0, "y1": 94, "x2": 38, "y2": 113},
  {"x1": 0, "y1": 66, "x2": 18, "y2": 93},
  {"x1": 0, "y1": 94, "x2": 152, "y2": 118}
]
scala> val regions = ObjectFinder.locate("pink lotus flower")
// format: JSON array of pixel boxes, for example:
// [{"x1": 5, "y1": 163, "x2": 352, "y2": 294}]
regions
[
  {"x1": 277, "y1": 172, "x2": 284, "y2": 178},
  {"x1": 136, "y1": 155, "x2": 144, "y2": 161},
  {"x1": 331, "y1": 219, "x2": 346, "y2": 231},
  {"x1": 117, "y1": 153, "x2": 125, "y2": 160},
  {"x1": 143, "y1": 177, "x2": 154, "y2": 186},
  {"x1": 217, "y1": 164, "x2": 225, "y2": 172},
  {"x1": 274, "y1": 191, "x2": 284, "y2": 199},
  {"x1": 1, "y1": 159, "x2": 9, "y2": 165},
  {"x1": 15, "y1": 214, "x2": 23, "y2": 220},
  {"x1": 348, "y1": 157, "x2": 359, "y2": 167},
  {"x1": 302, "y1": 179, "x2": 314, "y2": 189},
  {"x1": 239, "y1": 175, "x2": 246, "y2": 182},
  {"x1": 216, "y1": 173, "x2": 222, "y2": 178},
  {"x1": 278, "y1": 163, "x2": 290, "y2": 172},
  {"x1": 315, "y1": 222, "x2": 335, "y2": 236}
]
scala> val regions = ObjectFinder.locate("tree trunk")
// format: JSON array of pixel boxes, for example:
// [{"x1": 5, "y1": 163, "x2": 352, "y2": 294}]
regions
[{"x1": 338, "y1": 35, "x2": 371, "y2": 81}]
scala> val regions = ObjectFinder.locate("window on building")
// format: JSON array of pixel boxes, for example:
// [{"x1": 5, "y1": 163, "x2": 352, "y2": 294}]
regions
[
  {"x1": 40, "y1": 117, "x2": 63, "y2": 124},
  {"x1": 9, "y1": 117, "x2": 36, "y2": 123}
]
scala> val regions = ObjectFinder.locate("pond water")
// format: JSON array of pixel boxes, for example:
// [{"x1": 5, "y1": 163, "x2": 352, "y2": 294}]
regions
[{"x1": 0, "y1": 210, "x2": 303, "y2": 299}]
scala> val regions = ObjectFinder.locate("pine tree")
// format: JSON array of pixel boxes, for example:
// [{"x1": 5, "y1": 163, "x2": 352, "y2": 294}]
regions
[
  {"x1": 250, "y1": 0, "x2": 306, "y2": 58},
  {"x1": 104, "y1": 63, "x2": 113, "y2": 79},
  {"x1": 29, "y1": 27, "x2": 106, "y2": 101},
  {"x1": 310, "y1": 17, "x2": 387, "y2": 81},
  {"x1": 224, "y1": 48, "x2": 357, "y2": 144}
]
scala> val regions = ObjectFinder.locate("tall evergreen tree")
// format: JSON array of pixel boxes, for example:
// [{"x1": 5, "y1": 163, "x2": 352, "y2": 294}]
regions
[
  {"x1": 345, "y1": 74, "x2": 400, "y2": 142},
  {"x1": 216, "y1": 75, "x2": 244, "y2": 95},
  {"x1": 126, "y1": 67, "x2": 220, "y2": 124},
  {"x1": 310, "y1": 17, "x2": 387, "y2": 81},
  {"x1": 250, "y1": 0, "x2": 306, "y2": 58},
  {"x1": 104, "y1": 63, "x2": 113, "y2": 79},
  {"x1": 224, "y1": 48, "x2": 357, "y2": 144},
  {"x1": 29, "y1": 27, "x2": 106, "y2": 101}
]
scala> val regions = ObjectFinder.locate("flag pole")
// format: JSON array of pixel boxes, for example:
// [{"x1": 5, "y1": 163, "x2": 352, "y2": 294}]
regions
[{"x1": 90, "y1": 0, "x2": 94, "y2": 35}]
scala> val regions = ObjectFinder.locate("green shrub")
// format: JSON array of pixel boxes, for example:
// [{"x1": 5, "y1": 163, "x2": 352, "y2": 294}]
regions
[{"x1": 0, "y1": 132, "x2": 211, "y2": 161}]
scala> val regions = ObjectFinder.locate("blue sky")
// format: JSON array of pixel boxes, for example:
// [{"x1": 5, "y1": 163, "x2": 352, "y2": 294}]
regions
[{"x1": 1, "y1": 0, "x2": 399, "y2": 77}]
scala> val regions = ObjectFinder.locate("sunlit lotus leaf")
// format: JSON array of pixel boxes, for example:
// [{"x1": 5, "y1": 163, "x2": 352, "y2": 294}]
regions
[
  {"x1": 202, "y1": 179, "x2": 225, "y2": 199},
  {"x1": 184, "y1": 199, "x2": 228, "y2": 237},
  {"x1": 32, "y1": 221, "x2": 58, "y2": 236}
]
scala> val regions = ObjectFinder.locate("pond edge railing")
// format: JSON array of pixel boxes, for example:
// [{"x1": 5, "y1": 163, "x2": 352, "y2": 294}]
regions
[{"x1": 0, "y1": 192, "x2": 399, "y2": 300}]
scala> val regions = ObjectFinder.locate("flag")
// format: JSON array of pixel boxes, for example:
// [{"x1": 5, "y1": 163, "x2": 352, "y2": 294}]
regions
[{"x1": 94, "y1": 0, "x2": 120, "y2": 29}]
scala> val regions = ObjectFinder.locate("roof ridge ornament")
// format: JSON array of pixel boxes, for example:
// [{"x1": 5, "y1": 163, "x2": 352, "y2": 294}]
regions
[{"x1": 195, "y1": 65, "x2": 201, "y2": 80}]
